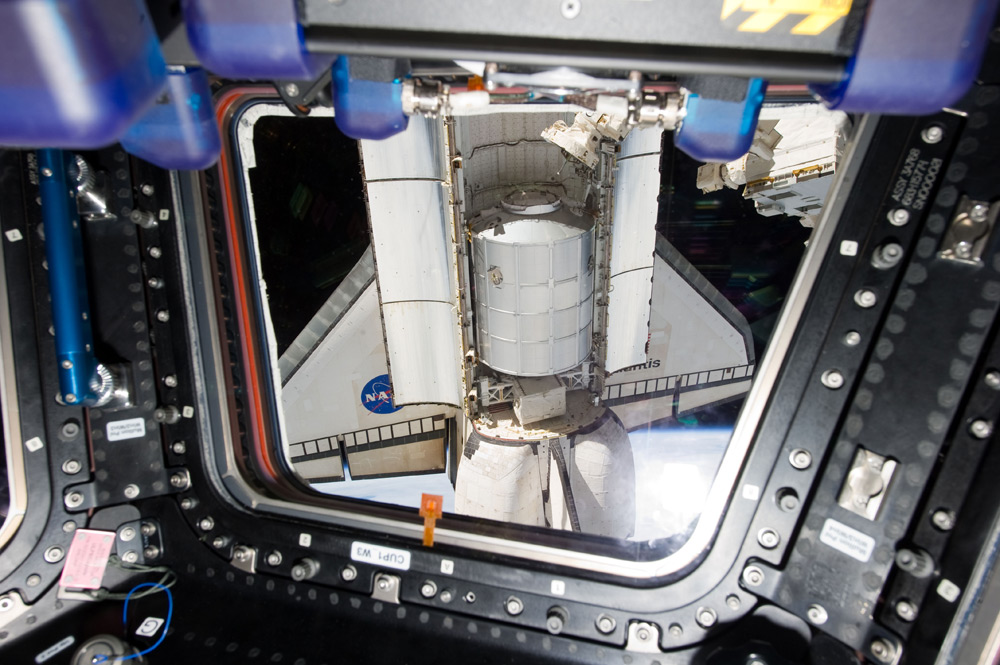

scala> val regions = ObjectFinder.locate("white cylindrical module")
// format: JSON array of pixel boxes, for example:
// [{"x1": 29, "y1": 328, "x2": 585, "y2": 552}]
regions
[{"x1": 471, "y1": 193, "x2": 594, "y2": 376}]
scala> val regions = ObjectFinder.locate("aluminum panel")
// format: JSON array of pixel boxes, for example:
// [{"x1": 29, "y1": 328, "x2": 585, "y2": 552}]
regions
[
  {"x1": 368, "y1": 180, "x2": 452, "y2": 304},
  {"x1": 605, "y1": 268, "x2": 655, "y2": 373},
  {"x1": 360, "y1": 116, "x2": 446, "y2": 181},
  {"x1": 382, "y1": 301, "x2": 463, "y2": 407},
  {"x1": 610, "y1": 153, "x2": 660, "y2": 275}
]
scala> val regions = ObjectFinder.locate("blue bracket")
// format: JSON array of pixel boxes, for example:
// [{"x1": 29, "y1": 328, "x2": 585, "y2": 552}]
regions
[
  {"x1": 674, "y1": 79, "x2": 767, "y2": 163},
  {"x1": 182, "y1": 0, "x2": 334, "y2": 80},
  {"x1": 812, "y1": 0, "x2": 1000, "y2": 114},
  {"x1": 38, "y1": 149, "x2": 103, "y2": 406},
  {"x1": 331, "y1": 57, "x2": 409, "y2": 141},
  {"x1": 121, "y1": 66, "x2": 221, "y2": 170}
]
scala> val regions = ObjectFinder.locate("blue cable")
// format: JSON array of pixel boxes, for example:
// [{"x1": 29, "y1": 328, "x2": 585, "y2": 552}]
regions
[{"x1": 94, "y1": 582, "x2": 174, "y2": 663}]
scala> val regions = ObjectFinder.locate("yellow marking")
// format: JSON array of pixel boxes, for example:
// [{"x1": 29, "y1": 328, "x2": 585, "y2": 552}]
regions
[{"x1": 722, "y1": 0, "x2": 852, "y2": 35}]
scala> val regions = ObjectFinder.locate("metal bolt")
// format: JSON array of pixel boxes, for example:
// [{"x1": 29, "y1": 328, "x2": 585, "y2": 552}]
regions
[
  {"x1": 129, "y1": 209, "x2": 158, "y2": 230},
  {"x1": 789, "y1": 449, "x2": 812, "y2": 470},
  {"x1": 44, "y1": 546, "x2": 65, "y2": 563},
  {"x1": 265, "y1": 551, "x2": 282, "y2": 566},
  {"x1": 970, "y1": 419, "x2": 993, "y2": 439},
  {"x1": 463, "y1": 591, "x2": 476, "y2": 603},
  {"x1": 121, "y1": 551, "x2": 139, "y2": 564},
  {"x1": 140, "y1": 183, "x2": 155, "y2": 197},
  {"x1": 65, "y1": 491, "x2": 84, "y2": 508},
  {"x1": 62, "y1": 459, "x2": 81, "y2": 475},
  {"x1": 874, "y1": 243, "x2": 904, "y2": 269},
  {"x1": 546, "y1": 607, "x2": 568, "y2": 634},
  {"x1": 26, "y1": 574, "x2": 41, "y2": 587},
  {"x1": 855, "y1": 289, "x2": 878, "y2": 308},
  {"x1": 743, "y1": 565, "x2": 764, "y2": 587},
  {"x1": 438, "y1": 588, "x2": 454, "y2": 603},
  {"x1": 956, "y1": 241, "x2": 973, "y2": 259},
  {"x1": 156, "y1": 309, "x2": 170, "y2": 322},
  {"x1": 377, "y1": 577, "x2": 391, "y2": 591},
  {"x1": 154, "y1": 406, "x2": 180, "y2": 424},
  {"x1": 234, "y1": 546, "x2": 253, "y2": 562},
  {"x1": 921, "y1": 125, "x2": 944, "y2": 144},
  {"x1": 986, "y1": 370, "x2": 1000, "y2": 389},
  {"x1": 484, "y1": 63, "x2": 498, "y2": 92},
  {"x1": 844, "y1": 330, "x2": 862, "y2": 346},
  {"x1": 61, "y1": 359, "x2": 73, "y2": 369},
  {"x1": 140, "y1": 522, "x2": 157, "y2": 537},
  {"x1": 0, "y1": 596, "x2": 13, "y2": 612},
  {"x1": 180, "y1": 497, "x2": 198, "y2": 510},
  {"x1": 144, "y1": 546, "x2": 161, "y2": 559},
  {"x1": 757, "y1": 528, "x2": 780, "y2": 549},
  {"x1": 60, "y1": 421, "x2": 80, "y2": 438},
  {"x1": 696, "y1": 607, "x2": 717, "y2": 628},
  {"x1": 62, "y1": 521, "x2": 77, "y2": 533},
  {"x1": 668, "y1": 623, "x2": 683, "y2": 638},
  {"x1": 163, "y1": 375, "x2": 178, "y2": 388},
  {"x1": 889, "y1": 208, "x2": 910, "y2": 226},
  {"x1": 147, "y1": 277, "x2": 164, "y2": 289},
  {"x1": 560, "y1": 0, "x2": 581, "y2": 19},
  {"x1": 806, "y1": 604, "x2": 828, "y2": 625},
  {"x1": 212, "y1": 536, "x2": 227, "y2": 549},
  {"x1": 895, "y1": 599, "x2": 917, "y2": 622},
  {"x1": 284, "y1": 83, "x2": 300, "y2": 98},
  {"x1": 340, "y1": 565, "x2": 357, "y2": 582},
  {"x1": 595, "y1": 614, "x2": 615, "y2": 634},
  {"x1": 41, "y1": 167, "x2": 53, "y2": 177},
  {"x1": 870, "y1": 638, "x2": 896, "y2": 663},
  {"x1": 726, "y1": 594, "x2": 741, "y2": 610},
  {"x1": 64, "y1": 393, "x2": 77, "y2": 404},
  {"x1": 169, "y1": 472, "x2": 189, "y2": 490},
  {"x1": 120, "y1": 527, "x2": 136, "y2": 542},
  {"x1": 198, "y1": 517, "x2": 215, "y2": 531},
  {"x1": 821, "y1": 369, "x2": 845, "y2": 390},
  {"x1": 970, "y1": 203, "x2": 990, "y2": 223},
  {"x1": 148, "y1": 246, "x2": 162, "y2": 259},
  {"x1": 123, "y1": 484, "x2": 140, "y2": 499},
  {"x1": 932, "y1": 509, "x2": 955, "y2": 531},
  {"x1": 636, "y1": 626, "x2": 651, "y2": 641},
  {"x1": 172, "y1": 441, "x2": 187, "y2": 454},
  {"x1": 420, "y1": 581, "x2": 438, "y2": 599}
]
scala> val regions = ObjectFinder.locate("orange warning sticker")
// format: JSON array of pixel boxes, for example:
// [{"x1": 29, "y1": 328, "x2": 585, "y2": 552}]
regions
[{"x1": 722, "y1": 0, "x2": 852, "y2": 35}]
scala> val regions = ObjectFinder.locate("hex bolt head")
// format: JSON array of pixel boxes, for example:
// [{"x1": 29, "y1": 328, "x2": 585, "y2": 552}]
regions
[
  {"x1": 789, "y1": 448, "x2": 812, "y2": 470},
  {"x1": 171, "y1": 441, "x2": 187, "y2": 455},
  {"x1": 821, "y1": 369, "x2": 845, "y2": 390},
  {"x1": 871, "y1": 638, "x2": 896, "y2": 663},
  {"x1": 595, "y1": 614, "x2": 615, "y2": 634},
  {"x1": 806, "y1": 604, "x2": 828, "y2": 624},
  {"x1": 855, "y1": 289, "x2": 878, "y2": 308},
  {"x1": 932, "y1": 509, "x2": 955, "y2": 531},
  {"x1": 121, "y1": 551, "x2": 139, "y2": 564},
  {"x1": 696, "y1": 607, "x2": 717, "y2": 628},
  {"x1": 844, "y1": 331, "x2": 862, "y2": 346},
  {"x1": 889, "y1": 208, "x2": 911, "y2": 226},
  {"x1": 743, "y1": 565, "x2": 764, "y2": 587},
  {"x1": 921, "y1": 125, "x2": 944, "y2": 144},
  {"x1": 120, "y1": 527, "x2": 136, "y2": 542},
  {"x1": 123, "y1": 484, "x2": 140, "y2": 499},
  {"x1": 144, "y1": 546, "x2": 161, "y2": 559},
  {"x1": 463, "y1": 591, "x2": 476, "y2": 603},
  {"x1": 895, "y1": 599, "x2": 917, "y2": 622},
  {"x1": 61, "y1": 459, "x2": 81, "y2": 475},
  {"x1": 198, "y1": 517, "x2": 215, "y2": 531},
  {"x1": 163, "y1": 375, "x2": 178, "y2": 388},
  {"x1": 985, "y1": 371, "x2": 1000, "y2": 390},
  {"x1": 757, "y1": 528, "x2": 780, "y2": 549},
  {"x1": 340, "y1": 564, "x2": 357, "y2": 582},
  {"x1": 65, "y1": 491, "x2": 84, "y2": 509},
  {"x1": 970, "y1": 419, "x2": 993, "y2": 439},
  {"x1": 420, "y1": 581, "x2": 439, "y2": 599},
  {"x1": 265, "y1": 551, "x2": 283, "y2": 567},
  {"x1": 44, "y1": 546, "x2": 65, "y2": 563}
]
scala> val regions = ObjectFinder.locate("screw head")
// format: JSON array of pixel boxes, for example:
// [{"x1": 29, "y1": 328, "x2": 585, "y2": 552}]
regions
[
  {"x1": 284, "y1": 83, "x2": 300, "y2": 98},
  {"x1": 340, "y1": 565, "x2": 357, "y2": 582},
  {"x1": 156, "y1": 309, "x2": 170, "y2": 322},
  {"x1": 60, "y1": 421, "x2": 80, "y2": 438},
  {"x1": 668, "y1": 623, "x2": 683, "y2": 638},
  {"x1": 123, "y1": 484, "x2": 140, "y2": 499},
  {"x1": 636, "y1": 627, "x2": 650, "y2": 641},
  {"x1": 821, "y1": 369, "x2": 845, "y2": 390},
  {"x1": 932, "y1": 509, "x2": 955, "y2": 531},
  {"x1": 595, "y1": 614, "x2": 615, "y2": 634},
  {"x1": 921, "y1": 125, "x2": 944, "y2": 144},
  {"x1": 505, "y1": 596, "x2": 524, "y2": 615},
  {"x1": 970, "y1": 419, "x2": 993, "y2": 439},
  {"x1": 895, "y1": 599, "x2": 917, "y2": 622},
  {"x1": 148, "y1": 277, "x2": 164, "y2": 289},
  {"x1": 696, "y1": 607, "x2": 717, "y2": 628},
  {"x1": 144, "y1": 546, "x2": 161, "y2": 559},
  {"x1": 0, "y1": 596, "x2": 13, "y2": 611},
  {"x1": 169, "y1": 472, "x2": 189, "y2": 489},
  {"x1": 789, "y1": 448, "x2": 812, "y2": 470},
  {"x1": 806, "y1": 604, "x2": 828, "y2": 624},
  {"x1": 266, "y1": 551, "x2": 282, "y2": 567},
  {"x1": 62, "y1": 459, "x2": 81, "y2": 475},
  {"x1": 120, "y1": 527, "x2": 136, "y2": 542},
  {"x1": 463, "y1": 591, "x2": 476, "y2": 603},
  {"x1": 41, "y1": 167, "x2": 53, "y2": 177},
  {"x1": 438, "y1": 589, "x2": 453, "y2": 603},
  {"x1": 163, "y1": 375, "x2": 178, "y2": 388},
  {"x1": 855, "y1": 289, "x2": 878, "y2": 308},
  {"x1": 212, "y1": 536, "x2": 227, "y2": 549},
  {"x1": 377, "y1": 577, "x2": 391, "y2": 591},
  {"x1": 62, "y1": 521, "x2": 77, "y2": 533},
  {"x1": 180, "y1": 497, "x2": 197, "y2": 510},
  {"x1": 140, "y1": 522, "x2": 157, "y2": 537},
  {"x1": 148, "y1": 246, "x2": 162, "y2": 259},
  {"x1": 870, "y1": 638, "x2": 896, "y2": 663},
  {"x1": 560, "y1": 0, "x2": 581, "y2": 19},
  {"x1": 121, "y1": 551, "x2": 139, "y2": 564},
  {"x1": 889, "y1": 208, "x2": 910, "y2": 226},
  {"x1": 420, "y1": 581, "x2": 438, "y2": 599},
  {"x1": 844, "y1": 330, "x2": 862, "y2": 346},
  {"x1": 172, "y1": 441, "x2": 187, "y2": 454},
  {"x1": 970, "y1": 203, "x2": 990, "y2": 223},
  {"x1": 26, "y1": 574, "x2": 41, "y2": 587},
  {"x1": 726, "y1": 594, "x2": 741, "y2": 610},
  {"x1": 64, "y1": 393, "x2": 77, "y2": 403},
  {"x1": 140, "y1": 183, "x2": 155, "y2": 197},
  {"x1": 61, "y1": 360, "x2": 73, "y2": 369},
  {"x1": 198, "y1": 517, "x2": 215, "y2": 531},
  {"x1": 743, "y1": 565, "x2": 764, "y2": 587},
  {"x1": 985, "y1": 371, "x2": 1000, "y2": 390},
  {"x1": 757, "y1": 528, "x2": 780, "y2": 549},
  {"x1": 65, "y1": 491, "x2": 84, "y2": 508},
  {"x1": 44, "y1": 546, "x2": 65, "y2": 563}
]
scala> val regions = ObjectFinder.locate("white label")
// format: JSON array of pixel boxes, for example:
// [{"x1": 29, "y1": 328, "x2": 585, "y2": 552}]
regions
[
  {"x1": 107, "y1": 418, "x2": 146, "y2": 442},
  {"x1": 158, "y1": 209, "x2": 170, "y2": 221},
  {"x1": 35, "y1": 636, "x2": 74, "y2": 663},
  {"x1": 5, "y1": 229, "x2": 23, "y2": 242},
  {"x1": 819, "y1": 518, "x2": 875, "y2": 562},
  {"x1": 25, "y1": 437, "x2": 43, "y2": 452},
  {"x1": 298, "y1": 533, "x2": 312, "y2": 547},
  {"x1": 840, "y1": 240, "x2": 858, "y2": 256},
  {"x1": 742, "y1": 484, "x2": 760, "y2": 501},
  {"x1": 351, "y1": 541, "x2": 410, "y2": 571},
  {"x1": 136, "y1": 617, "x2": 165, "y2": 637},
  {"x1": 551, "y1": 580, "x2": 566, "y2": 596},
  {"x1": 937, "y1": 579, "x2": 961, "y2": 603},
  {"x1": 440, "y1": 559, "x2": 454, "y2": 575}
]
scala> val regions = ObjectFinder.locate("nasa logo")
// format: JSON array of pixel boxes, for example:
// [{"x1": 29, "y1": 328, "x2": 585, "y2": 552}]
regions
[{"x1": 360, "y1": 374, "x2": 401, "y2": 415}]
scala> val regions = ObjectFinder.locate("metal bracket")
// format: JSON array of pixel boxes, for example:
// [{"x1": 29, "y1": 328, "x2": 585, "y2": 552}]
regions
[
  {"x1": 231, "y1": 545, "x2": 257, "y2": 574},
  {"x1": 0, "y1": 591, "x2": 28, "y2": 630},
  {"x1": 372, "y1": 573, "x2": 401, "y2": 604},
  {"x1": 940, "y1": 197, "x2": 997, "y2": 264},
  {"x1": 625, "y1": 621, "x2": 661, "y2": 653}
]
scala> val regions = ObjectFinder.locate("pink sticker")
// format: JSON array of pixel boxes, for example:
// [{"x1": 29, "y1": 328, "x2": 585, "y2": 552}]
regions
[{"x1": 59, "y1": 529, "x2": 116, "y2": 590}]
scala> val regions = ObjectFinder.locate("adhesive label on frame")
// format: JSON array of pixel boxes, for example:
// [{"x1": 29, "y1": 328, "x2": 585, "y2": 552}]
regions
[
  {"x1": 107, "y1": 417, "x2": 146, "y2": 442},
  {"x1": 819, "y1": 518, "x2": 875, "y2": 562},
  {"x1": 351, "y1": 541, "x2": 411, "y2": 571}
]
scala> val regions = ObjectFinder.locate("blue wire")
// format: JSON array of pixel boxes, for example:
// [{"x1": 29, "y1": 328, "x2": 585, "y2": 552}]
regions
[{"x1": 94, "y1": 582, "x2": 173, "y2": 663}]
